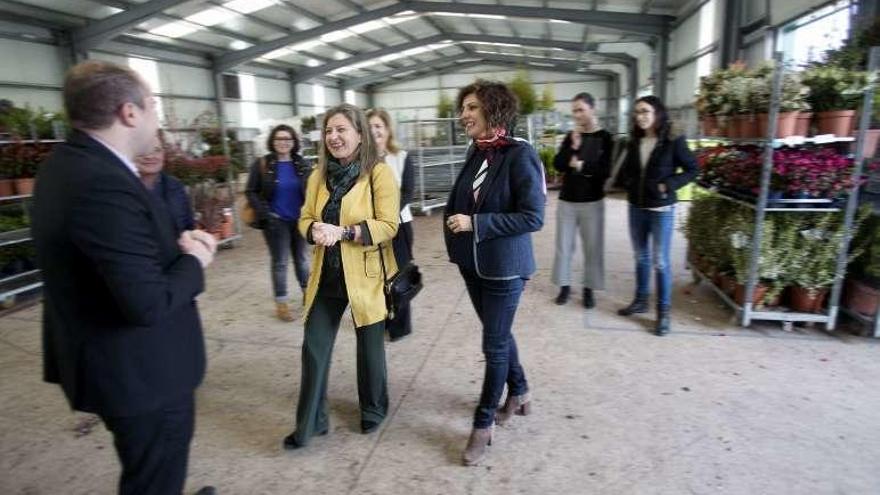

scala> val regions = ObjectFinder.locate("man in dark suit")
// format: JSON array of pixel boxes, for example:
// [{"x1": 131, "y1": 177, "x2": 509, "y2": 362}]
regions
[{"x1": 31, "y1": 60, "x2": 216, "y2": 495}]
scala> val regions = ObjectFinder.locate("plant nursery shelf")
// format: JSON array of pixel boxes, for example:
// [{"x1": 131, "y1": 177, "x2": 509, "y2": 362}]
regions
[
  {"x1": 0, "y1": 139, "x2": 64, "y2": 145},
  {"x1": 0, "y1": 194, "x2": 33, "y2": 202},
  {"x1": 690, "y1": 265, "x2": 833, "y2": 328},
  {"x1": 696, "y1": 185, "x2": 843, "y2": 213},
  {"x1": 840, "y1": 307, "x2": 880, "y2": 337},
  {"x1": 710, "y1": 135, "x2": 856, "y2": 148},
  {"x1": 0, "y1": 228, "x2": 32, "y2": 248},
  {"x1": 0, "y1": 270, "x2": 42, "y2": 303}
]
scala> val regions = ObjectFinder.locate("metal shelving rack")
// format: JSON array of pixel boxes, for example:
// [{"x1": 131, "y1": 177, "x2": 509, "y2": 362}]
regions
[
  {"x1": 691, "y1": 49, "x2": 879, "y2": 332},
  {"x1": 0, "y1": 193, "x2": 38, "y2": 306},
  {"x1": 396, "y1": 118, "x2": 469, "y2": 215}
]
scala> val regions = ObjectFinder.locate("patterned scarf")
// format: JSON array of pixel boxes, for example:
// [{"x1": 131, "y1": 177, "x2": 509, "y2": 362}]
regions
[
  {"x1": 322, "y1": 158, "x2": 361, "y2": 270},
  {"x1": 472, "y1": 127, "x2": 512, "y2": 200}
]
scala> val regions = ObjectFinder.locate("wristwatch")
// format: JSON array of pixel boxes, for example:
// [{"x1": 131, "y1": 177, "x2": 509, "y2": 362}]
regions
[{"x1": 342, "y1": 226, "x2": 355, "y2": 242}]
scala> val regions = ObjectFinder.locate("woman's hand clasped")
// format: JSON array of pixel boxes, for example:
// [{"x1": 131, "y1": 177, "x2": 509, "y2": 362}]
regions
[
  {"x1": 311, "y1": 222, "x2": 343, "y2": 247},
  {"x1": 446, "y1": 214, "x2": 473, "y2": 234}
]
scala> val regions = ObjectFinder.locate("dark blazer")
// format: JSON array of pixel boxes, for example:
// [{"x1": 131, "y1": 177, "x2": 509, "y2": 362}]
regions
[
  {"x1": 31, "y1": 130, "x2": 206, "y2": 418},
  {"x1": 615, "y1": 134, "x2": 698, "y2": 208},
  {"x1": 153, "y1": 172, "x2": 195, "y2": 236},
  {"x1": 553, "y1": 129, "x2": 613, "y2": 203},
  {"x1": 244, "y1": 153, "x2": 311, "y2": 228},
  {"x1": 444, "y1": 139, "x2": 545, "y2": 280}
]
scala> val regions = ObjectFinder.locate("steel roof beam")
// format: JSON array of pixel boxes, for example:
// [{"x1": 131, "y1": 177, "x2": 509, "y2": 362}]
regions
[
  {"x1": 72, "y1": 0, "x2": 195, "y2": 50},
  {"x1": 215, "y1": 1, "x2": 672, "y2": 71}
]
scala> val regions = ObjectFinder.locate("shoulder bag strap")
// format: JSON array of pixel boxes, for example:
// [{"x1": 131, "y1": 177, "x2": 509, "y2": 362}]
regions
[{"x1": 368, "y1": 169, "x2": 389, "y2": 283}]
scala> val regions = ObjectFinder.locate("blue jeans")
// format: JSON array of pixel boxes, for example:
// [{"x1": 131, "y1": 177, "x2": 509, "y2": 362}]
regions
[
  {"x1": 627, "y1": 204, "x2": 675, "y2": 310},
  {"x1": 263, "y1": 215, "x2": 309, "y2": 302},
  {"x1": 459, "y1": 268, "x2": 528, "y2": 428}
]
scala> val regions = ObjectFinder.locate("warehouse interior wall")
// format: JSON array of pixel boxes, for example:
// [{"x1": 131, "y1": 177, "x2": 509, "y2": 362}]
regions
[{"x1": 0, "y1": 0, "x2": 853, "y2": 139}]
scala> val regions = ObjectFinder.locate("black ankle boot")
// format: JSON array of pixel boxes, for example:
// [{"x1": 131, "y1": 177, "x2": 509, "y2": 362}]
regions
[
  {"x1": 655, "y1": 309, "x2": 671, "y2": 336},
  {"x1": 582, "y1": 288, "x2": 595, "y2": 309},
  {"x1": 555, "y1": 286, "x2": 570, "y2": 305},
  {"x1": 617, "y1": 297, "x2": 648, "y2": 316}
]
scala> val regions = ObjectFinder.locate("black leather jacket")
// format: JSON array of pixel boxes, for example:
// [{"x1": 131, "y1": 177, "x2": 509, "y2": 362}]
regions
[
  {"x1": 614, "y1": 134, "x2": 697, "y2": 208},
  {"x1": 244, "y1": 153, "x2": 312, "y2": 227}
]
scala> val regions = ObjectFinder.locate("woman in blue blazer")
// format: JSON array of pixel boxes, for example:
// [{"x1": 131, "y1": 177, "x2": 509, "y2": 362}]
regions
[{"x1": 444, "y1": 80, "x2": 545, "y2": 466}]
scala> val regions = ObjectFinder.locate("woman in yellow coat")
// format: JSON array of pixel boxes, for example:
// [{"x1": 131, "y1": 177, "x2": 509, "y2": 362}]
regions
[{"x1": 283, "y1": 103, "x2": 399, "y2": 449}]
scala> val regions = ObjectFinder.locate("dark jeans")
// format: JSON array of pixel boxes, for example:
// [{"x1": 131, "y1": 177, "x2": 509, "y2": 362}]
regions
[
  {"x1": 100, "y1": 393, "x2": 195, "y2": 495},
  {"x1": 459, "y1": 268, "x2": 528, "y2": 429},
  {"x1": 627, "y1": 204, "x2": 675, "y2": 310},
  {"x1": 388, "y1": 221, "x2": 414, "y2": 340},
  {"x1": 263, "y1": 215, "x2": 309, "y2": 302},
  {"x1": 293, "y1": 291, "x2": 387, "y2": 445}
]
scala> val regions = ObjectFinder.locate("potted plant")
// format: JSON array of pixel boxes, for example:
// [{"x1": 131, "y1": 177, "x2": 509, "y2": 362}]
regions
[
  {"x1": 537, "y1": 146, "x2": 560, "y2": 189},
  {"x1": 844, "y1": 213, "x2": 880, "y2": 316},
  {"x1": 788, "y1": 209, "x2": 869, "y2": 312},
  {"x1": 801, "y1": 65, "x2": 867, "y2": 136},
  {"x1": 0, "y1": 147, "x2": 15, "y2": 197},
  {"x1": 754, "y1": 69, "x2": 805, "y2": 138}
]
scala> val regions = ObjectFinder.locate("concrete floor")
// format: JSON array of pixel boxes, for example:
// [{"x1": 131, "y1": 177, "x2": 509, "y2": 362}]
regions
[{"x1": 2, "y1": 193, "x2": 879, "y2": 495}]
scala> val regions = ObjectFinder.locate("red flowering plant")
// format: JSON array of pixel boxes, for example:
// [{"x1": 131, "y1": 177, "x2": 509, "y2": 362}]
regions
[
  {"x1": 163, "y1": 139, "x2": 230, "y2": 186},
  {"x1": 781, "y1": 148, "x2": 856, "y2": 198},
  {"x1": 0, "y1": 139, "x2": 53, "y2": 179}
]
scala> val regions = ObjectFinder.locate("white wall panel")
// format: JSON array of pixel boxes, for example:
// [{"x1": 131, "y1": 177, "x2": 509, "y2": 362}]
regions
[
  {"x1": 0, "y1": 39, "x2": 65, "y2": 86},
  {"x1": 772, "y1": 0, "x2": 831, "y2": 25},
  {"x1": 0, "y1": 88, "x2": 63, "y2": 111},
  {"x1": 162, "y1": 98, "x2": 215, "y2": 128},
  {"x1": 159, "y1": 64, "x2": 213, "y2": 97},
  {"x1": 254, "y1": 77, "x2": 291, "y2": 103}
]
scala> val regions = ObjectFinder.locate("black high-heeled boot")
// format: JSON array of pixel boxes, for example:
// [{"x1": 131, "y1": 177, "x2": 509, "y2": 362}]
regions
[
  {"x1": 555, "y1": 286, "x2": 570, "y2": 305},
  {"x1": 655, "y1": 309, "x2": 671, "y2": 336},
  {"x1": 617, "y1": 296, "x2": 648, "y2": 316}
]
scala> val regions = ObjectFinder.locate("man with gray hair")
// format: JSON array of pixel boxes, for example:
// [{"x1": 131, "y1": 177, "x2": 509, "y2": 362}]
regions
[{"x1": 31, "y1": 60, "x2": 216, "y2": 495}]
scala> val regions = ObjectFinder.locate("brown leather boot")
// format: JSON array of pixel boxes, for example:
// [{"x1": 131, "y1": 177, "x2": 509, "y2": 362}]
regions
[
  {"x1": 462, "y1": 427, "x2": 493, "y2": 466},
  {"x1": 495, "y1": 392, "x2": 532, "y2": 426},
  {"x1": 275, "y1": 302, "x2": 294, "y2": 322}
]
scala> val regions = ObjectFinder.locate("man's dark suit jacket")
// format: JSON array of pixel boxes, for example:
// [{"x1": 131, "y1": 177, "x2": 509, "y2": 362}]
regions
[{"x1": 32, "y1": 129, "x2": 206, "y2": 418}]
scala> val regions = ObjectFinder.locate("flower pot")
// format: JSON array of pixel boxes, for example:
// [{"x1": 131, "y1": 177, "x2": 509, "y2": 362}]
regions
[
  {"x1": 13, "y1": 178, "x2": 35, "y2": 195},
  {"x1": 757, "y1": 112, "x2": 798, "y2": 138},
  {"x1": 859, "y1": 128, "x2": 880, "y2": 159},
  {"x1": 790, "y1": 286, "x2": 829, "y2": 313},
  {"x1": 734, "y1": 283, "x2": 768, "y2": 306},
  {"x1": 220, "y1": 219, "x2": 234, "y2": 239},
  {"x1": 795, "y1": 112, "x2": 812, "y2": 136},
  {"x1": 816, "y1": 110, "x2": 856, "y2": 137},
  {"x1": 0, "y1": 179, "x2": 14, "y2": 197},
  {"x1": 718, "y1": 115, "x2": 740, "y2": 139},
  {"x1": 844, "y1": 278, "x2": 880, "y2": 316},
  {"x1": 735, "y1": 115, "x2": 760, "y2": 139},
  {"x1": 702, "y1": 116, "x2": 720, "y2": 137}
]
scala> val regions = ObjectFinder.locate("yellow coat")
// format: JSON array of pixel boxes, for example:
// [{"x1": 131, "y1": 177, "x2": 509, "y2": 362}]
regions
[{"x1": 298, "y1": 162, "x2": 399, "y2": 328}]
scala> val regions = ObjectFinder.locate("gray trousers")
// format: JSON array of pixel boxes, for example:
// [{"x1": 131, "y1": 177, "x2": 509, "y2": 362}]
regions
[{"x1": 551, "y1": 199, "x2": 606, "y2": 290}]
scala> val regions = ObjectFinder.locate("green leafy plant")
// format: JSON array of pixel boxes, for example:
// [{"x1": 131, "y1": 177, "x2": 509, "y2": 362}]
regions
[
  {"x1": 537, "y1": 146, "x2": 557, "y2": 181},
  {"x1": 508, "y1": 69, "x2": 537, "y2": 115},
  {"x1": 538, "y1": 84, "x2": 555, "y2": 112},
  {"x1": 788, "y1": 207, "x2": 870, "y2": 295},
  {"x1": 801, "y1": 65, "x2": 868, "y2": 112},
  {"x1": 437, "y1": 92, "x2": 455, "y2": 118}
]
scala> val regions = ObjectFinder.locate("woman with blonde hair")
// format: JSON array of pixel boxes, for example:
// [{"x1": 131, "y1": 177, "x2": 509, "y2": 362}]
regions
[
  {"x1": 283, "y1": 103, "x2": 399, "y2": 449},
  {"x1": 367, "y1": 108, "x2": 415, "y2": 341}
]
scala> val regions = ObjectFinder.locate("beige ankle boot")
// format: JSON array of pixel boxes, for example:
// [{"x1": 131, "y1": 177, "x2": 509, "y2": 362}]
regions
[
  {"x1": 495, "y1": 392, "x2": 532, "y2": 426},
  {"x1": 462, "y1": 426, "x2": 493, "y2": 466},
  {"x1": 275, "y1": 302, "x2": 294, "y2": 322}
]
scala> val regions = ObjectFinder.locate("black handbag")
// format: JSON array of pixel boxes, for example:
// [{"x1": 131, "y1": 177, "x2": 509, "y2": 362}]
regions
[{"x1": 369, "y1": 170, "x2": 423, "y2": 320}]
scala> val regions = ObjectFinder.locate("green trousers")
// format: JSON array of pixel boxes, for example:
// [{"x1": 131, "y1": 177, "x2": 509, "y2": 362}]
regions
[{"x1": 292, "y1": 292, "x2": 388, "y2": 445}]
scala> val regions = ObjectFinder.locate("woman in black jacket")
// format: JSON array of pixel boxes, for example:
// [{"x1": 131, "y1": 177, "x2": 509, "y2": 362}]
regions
[
  {"x1": 614, "y1": 96, "x2": 697, "y2": 336},
  {"x1": 551, "y1": 92, "x2": 612, "y2": 308},
  {"x1": 245, "y1": 124, "x2": 312, "y2": 322}
]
